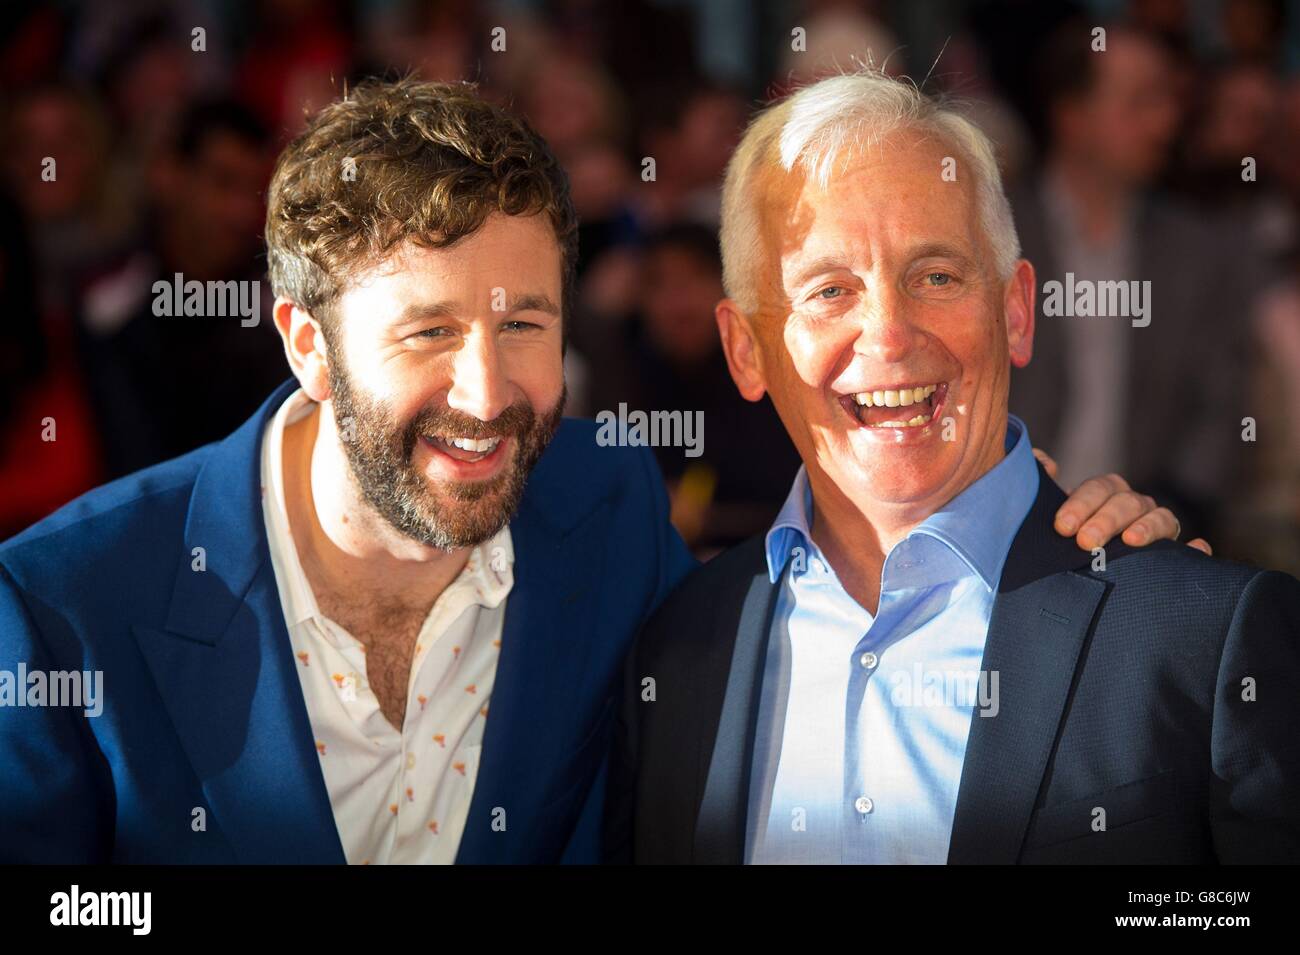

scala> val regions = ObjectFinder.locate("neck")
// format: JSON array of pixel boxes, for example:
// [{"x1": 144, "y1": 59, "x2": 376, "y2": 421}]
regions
[
  {"x1": 808, "y1": 490, "x2": 887, "y2": 615},
  {"x1": 805, "y1": 437, "x2": 1006, "y2": 615},
  {"x1": 283, "y1": 402, "x2": 469, "y2": 610},
  {"x1": 1048, "y1": 153, "x2": 1132, "y2": 243}
]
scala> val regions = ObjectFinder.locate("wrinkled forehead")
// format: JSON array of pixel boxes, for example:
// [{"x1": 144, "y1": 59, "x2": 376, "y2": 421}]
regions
[{"x1": 753, "y1": 129, "x2": 986, "y2": 292}]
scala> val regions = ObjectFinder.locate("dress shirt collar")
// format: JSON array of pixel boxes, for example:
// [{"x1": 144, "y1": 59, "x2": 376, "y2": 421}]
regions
[{"x1": 764, "y1": 414, "x2": 1039, "y2": 591}]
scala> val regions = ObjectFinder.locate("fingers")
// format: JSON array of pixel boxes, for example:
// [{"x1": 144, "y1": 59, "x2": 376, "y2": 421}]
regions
[
  {"x1": 1053, "y1": 472, "x2": 1132, "y2": 542},
  {"x1": 1118, "y1": 506, "x2": 1182, "y2": 547},
  {"x1": 1032, "y1": 447, "x2": 1060, "y2": 482},
  {"x1": 1054, "y1": 472, "x2": 1209, "y2": 554}
]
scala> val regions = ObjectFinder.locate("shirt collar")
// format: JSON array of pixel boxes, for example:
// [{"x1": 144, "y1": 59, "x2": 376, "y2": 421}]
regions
[
  {"x1": 764, "y1": 415, "x2": 1039, "y2": 591},
  {"x1": 460, "y1": 523, "x2": 514, "y2": 608},
  {"x1": 262, "y1": 389, "x2": 323, "y2": 628},
  {"x1": 260, "y1": 388, "x2": 514, "y2": 629},
  {"x1": 908, "y1": 415, "x2": 1038, "y2": 589},
  {"x1": 764, "y1": 466, "x2": 817, "y2": 584}
]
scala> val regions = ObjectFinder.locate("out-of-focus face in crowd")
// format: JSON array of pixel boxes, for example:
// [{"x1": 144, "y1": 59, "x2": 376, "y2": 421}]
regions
[
  {"x1": 1197, "y1": 63, "x2": 1280, "y2": 163},
  {"x1": 672, "y1": 89, "x2": 747, "y2": 194},
  {"x1": 642, "y1": 240, "x2": 725, "y2": 366},
  {"x1": 160, "y1": 127, "x2": 268, "y2": 274},
  {"x1": 4, "y1": 88, "x2": 103, "y2": 223},
  {"x1": 1054, "y1": 32, "x2": 1181, "y2": 186}
]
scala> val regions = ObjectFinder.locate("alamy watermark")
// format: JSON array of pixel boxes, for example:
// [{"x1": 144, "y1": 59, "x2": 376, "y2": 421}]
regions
[
  {"x1": 595, "y1": 403, "x2": 704, "y2": 458},
  {"x1": 888, "y1": 664, "x2": 1000, "y2": 717},
  {"x1": 152, "y1": 272, "x2": 260, "y2": 327},
  {"x1": 1042, "y1": 272, "x2": 1151, "y2": 328},
  {"x1": 0, "y1": 664, "x2": 103, "y2": 717},
  {"x1": 50, "y1": 885, "x2": 150, "y2": 935}
]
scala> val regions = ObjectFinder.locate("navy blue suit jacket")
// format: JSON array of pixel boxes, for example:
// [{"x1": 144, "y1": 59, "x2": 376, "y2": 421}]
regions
[
  {"x1": 0, "y1": 379, "x2": 694, "y2": 863},
  {"x1": 609, "y1": 465, "x2": 1300, "y2": 863}
]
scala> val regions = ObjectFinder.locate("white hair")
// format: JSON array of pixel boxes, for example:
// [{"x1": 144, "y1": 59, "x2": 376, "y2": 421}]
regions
[{"x1": 719, "y1": 69, "x2": 1021, "y2": 314}]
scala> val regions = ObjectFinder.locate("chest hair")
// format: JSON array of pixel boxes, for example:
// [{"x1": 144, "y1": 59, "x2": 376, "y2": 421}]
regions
[{"x1": 317, "y1": 592, "x2": 431, "y2": 731}]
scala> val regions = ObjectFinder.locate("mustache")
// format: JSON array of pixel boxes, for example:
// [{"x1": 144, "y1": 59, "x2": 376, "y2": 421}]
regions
[{"x1": 403, "y1": 402, "x2": 536, "y2": 447}]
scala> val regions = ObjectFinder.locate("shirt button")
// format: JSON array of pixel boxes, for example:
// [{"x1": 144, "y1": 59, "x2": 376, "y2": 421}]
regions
[
  {"x1": 854, "y1": 796, "x2": 874, "y2": 815},
  {"x1": 406, "y1": 752, "x2": 416, "y2": 770},
  {"x1": 859, "y1": 652, "x2": 878, "y2": 670}
]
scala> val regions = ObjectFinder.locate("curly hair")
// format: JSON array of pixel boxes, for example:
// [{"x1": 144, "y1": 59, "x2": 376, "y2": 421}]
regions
[{"x1": 265, "y1": 76, "x2": 578, "y2": 334}]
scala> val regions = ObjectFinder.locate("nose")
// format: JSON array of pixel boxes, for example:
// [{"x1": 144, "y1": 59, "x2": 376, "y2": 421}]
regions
[
  {"x1": 851, "y1": 286, "x2": 924, "y2": 364},
  {"x1": 446, "y1": 331, "x2": 511, "y2": 422}
]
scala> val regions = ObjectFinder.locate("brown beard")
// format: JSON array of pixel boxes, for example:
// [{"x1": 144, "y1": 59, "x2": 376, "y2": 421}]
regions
[{"x1": 326, "y1": 352, "x2": 565, "y2": 551}]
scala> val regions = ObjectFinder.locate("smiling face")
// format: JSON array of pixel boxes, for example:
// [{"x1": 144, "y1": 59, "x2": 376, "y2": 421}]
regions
[
  {"x1": 719, "y1": 129, "x2": 1035, "y2": 529},
  {"x1": 321, "y1": 212, "x2": 566, "y2": 550}
]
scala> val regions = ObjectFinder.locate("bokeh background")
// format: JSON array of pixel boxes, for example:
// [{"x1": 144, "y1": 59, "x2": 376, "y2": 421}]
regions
[{"x1": 3, "y1": 0, "x2": 1300, "y2": 573}]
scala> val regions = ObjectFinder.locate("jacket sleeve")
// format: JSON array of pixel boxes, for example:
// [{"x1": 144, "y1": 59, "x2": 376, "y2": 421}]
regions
[
  {"x1": 602, "y1": 615, "x2": 644, "y2": 864},
  {"x1": 1209, "y1": 569, "x2": 1300, "y2": 862},
  {"x1": 0, "y1": 562, "x2": 111, "y2": 862}
]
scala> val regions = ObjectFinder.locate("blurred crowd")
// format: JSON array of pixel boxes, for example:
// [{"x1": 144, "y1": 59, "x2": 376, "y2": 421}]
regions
[{"x1": 3, "y1": 0, "x2": 1300, "y2": 571}]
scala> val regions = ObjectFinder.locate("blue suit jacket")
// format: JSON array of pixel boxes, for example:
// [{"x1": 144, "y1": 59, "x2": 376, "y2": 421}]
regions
[{"x1": 0, "y1": 379, "x2": 695, "y2": 863}]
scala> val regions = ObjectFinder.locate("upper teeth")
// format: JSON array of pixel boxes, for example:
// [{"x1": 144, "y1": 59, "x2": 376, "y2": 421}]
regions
[
  {"x1": 852, "y1": 384, "x2": 938, "y2": 407},
  {"x1": 438, "y1": 436, "x2": 501, "y2": 452}
]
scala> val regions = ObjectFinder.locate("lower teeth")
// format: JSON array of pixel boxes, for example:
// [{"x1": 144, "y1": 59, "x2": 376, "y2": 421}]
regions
[{"x1": 870, "y1": 413, "x2": 932, "y2": 428}]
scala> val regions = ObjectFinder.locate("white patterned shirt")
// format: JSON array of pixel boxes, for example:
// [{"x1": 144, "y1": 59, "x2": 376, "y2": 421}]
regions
[{"x1": 260, "y1": 388, "x2": 512, "y2": 864}]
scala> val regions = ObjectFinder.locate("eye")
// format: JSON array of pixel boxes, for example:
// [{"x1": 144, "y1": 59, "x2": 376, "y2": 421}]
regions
[
  {"x1": 923, "y1": 272, "x2": 953, "y2": 287},
  {"x1": 413, "y1": 326, "x2": 453, "y2": 339},
  {"x1": 816, "y1": 286, "x2": 846, "y2": 300},
  {"x1": 503, "y1": 320, "x2": 543, "y2": 332}
]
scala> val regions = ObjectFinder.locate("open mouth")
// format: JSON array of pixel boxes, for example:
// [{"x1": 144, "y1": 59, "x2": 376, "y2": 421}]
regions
[
  {"x1": 840, "y1": 382, "x2": 948, "y2": 429},
  {"x1": 421, "y1": 434, "x2": 505, "y2": 463},
  {"x1": 421, "y1": 433, "x2": 512, "y2": 478}
]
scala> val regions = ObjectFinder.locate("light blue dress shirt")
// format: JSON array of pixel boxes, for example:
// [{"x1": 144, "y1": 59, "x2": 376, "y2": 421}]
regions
[{"x1": 746, "y1": 416, "x2": 1039, "y2": 864}]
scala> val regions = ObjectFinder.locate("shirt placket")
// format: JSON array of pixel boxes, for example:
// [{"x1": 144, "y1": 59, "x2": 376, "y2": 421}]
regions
[
  {"x1": 390, "y1": 579, "x2": 480, "y2": 858},
  {"x1": 840, "y1": 539, "x2": 928, "y2": 864},
  {"x1": 842, "y1": 590, "x2": 891, "y2": 865}
]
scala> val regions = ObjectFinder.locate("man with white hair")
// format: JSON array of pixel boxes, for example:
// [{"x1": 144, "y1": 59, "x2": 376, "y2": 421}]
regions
[{"x1": 607, "y1": 70, "x2": 1300, "y2": 864}]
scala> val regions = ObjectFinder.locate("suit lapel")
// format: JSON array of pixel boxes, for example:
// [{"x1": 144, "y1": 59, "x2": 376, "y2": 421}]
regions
[
  {"x1": 133, "y1": 563, "x2": 344, "y2": 863},
  {"x1": 132, "y1": 379, "x2": 346, "y2": 863},
  {"x1": 683, "y1": 466, "x2": 1111, "y2": 866},
  {"x1": 454, "y1": 457, "x2": 612, "y2": 863},
  {"x1": 948, "y1": 469, "x2": 1107, "y2": 864},
  {"x1": 693, "y1": 540, "x2": 778, "y2": 864}
]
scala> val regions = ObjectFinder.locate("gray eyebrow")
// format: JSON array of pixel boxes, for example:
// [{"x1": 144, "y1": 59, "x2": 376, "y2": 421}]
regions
[
  {"x1": 788, "y1": 255, "x2": 849, "y2": 289},
  {"x1": 908, "y1": 243, "x2": 975, "y2": 267},
  {"x1": 788, "y1": 244, "x2": 976, "y2": 287}
]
